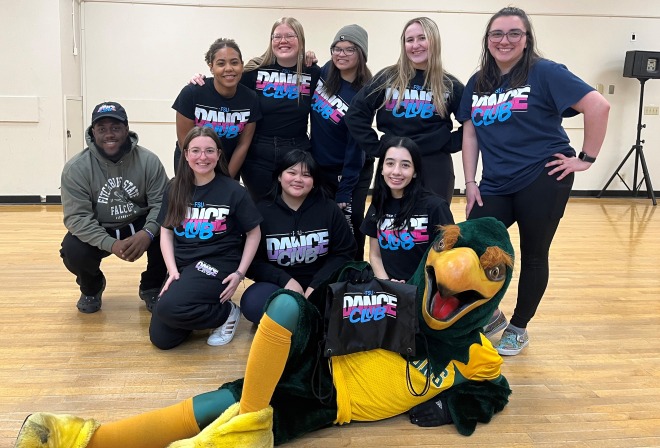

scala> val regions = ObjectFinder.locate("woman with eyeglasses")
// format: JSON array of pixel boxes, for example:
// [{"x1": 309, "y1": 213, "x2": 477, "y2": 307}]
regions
[
  {"x1": 345, "y1": 17, "x2": 464, "y2": 203},
  {"x1": 309, "y1": 24, "x2": 373, "y2": 261},
  {"x1": 458, "y1": 7, "x2": 609, "y2": 356},
  {"x1": 172, "y1": 38, "x2": 261, "y2": 177},
  {"x1": 150, "y1": 127, "x2": 262, "y2": 350}
]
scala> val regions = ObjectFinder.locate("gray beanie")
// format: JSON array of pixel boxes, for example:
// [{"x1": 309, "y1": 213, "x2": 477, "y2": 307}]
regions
[{"x1": 332, "y1": 24, "x2": 368, "y2": 61}]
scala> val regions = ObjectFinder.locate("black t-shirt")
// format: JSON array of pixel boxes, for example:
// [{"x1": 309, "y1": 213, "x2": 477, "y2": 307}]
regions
[
  {"x1": 361, "y1": 193, "x2": 454, "y2": 281},
  {"x1": 158, "y1": 175, "x2": 262, "y2": 268},
  {"x1": 240, "y1": 62, "x2": 321, "y2": 138},
  {"x1": 172, "y1": 80, "x2": 261, "y2": 160}
]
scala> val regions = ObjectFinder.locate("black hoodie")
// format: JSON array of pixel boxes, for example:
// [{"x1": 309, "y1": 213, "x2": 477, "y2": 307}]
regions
[{"x1": 247, "y1": 188, "x2": 356, "y2": 289}]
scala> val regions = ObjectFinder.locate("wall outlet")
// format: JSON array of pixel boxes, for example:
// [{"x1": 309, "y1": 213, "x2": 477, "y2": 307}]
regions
[{"x1": 644, "y1": 105, "x2": 659, "y2": 115}]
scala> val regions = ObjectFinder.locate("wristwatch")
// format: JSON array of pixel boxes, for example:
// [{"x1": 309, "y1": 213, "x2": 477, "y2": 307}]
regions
[{"x1": 578, "y1": 151, "x2": 597, "y2": 163}]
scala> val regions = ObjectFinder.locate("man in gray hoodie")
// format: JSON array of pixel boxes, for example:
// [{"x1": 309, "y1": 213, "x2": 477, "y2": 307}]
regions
[{"x1": 60, "y1": 102, "x2": 168, "y2": 313}]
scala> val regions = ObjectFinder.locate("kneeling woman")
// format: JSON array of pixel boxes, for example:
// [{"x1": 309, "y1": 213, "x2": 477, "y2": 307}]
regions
[
  {"x1": 361, "y1": 136, "x2": 454, "y2": 282},
  {"x1": 241, "y1": 149, "x2": 356, "y2": 324},
  {"x1": 151, "y1": 127, "x2": 262, "y2": 349}
]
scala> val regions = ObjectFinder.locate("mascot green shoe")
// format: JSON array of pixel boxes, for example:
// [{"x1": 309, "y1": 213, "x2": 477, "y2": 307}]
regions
[
  {"x1": 167, "y1": 403, "x2": 274, "y2": 448},
  {"x1": 14, "y1": 412, "x2": 100, "y2": 448}
]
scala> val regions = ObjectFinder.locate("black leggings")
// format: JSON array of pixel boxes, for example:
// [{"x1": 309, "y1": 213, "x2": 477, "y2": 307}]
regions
[
  {"x1": 468, "y1": 168, "x2": 573, "y2": 328},
  {"x1": 420, "y1": 152, "x2": 455, "y2": 203},
  {"x1": 240, "y1": 135, "x2": 312, "y2": 202},
  {"x1": 320, "y1": 157, "x2": 375, "y2": 261},
  {"x1": 149, "y1": 258, "x2": 233, "y2": 349}
]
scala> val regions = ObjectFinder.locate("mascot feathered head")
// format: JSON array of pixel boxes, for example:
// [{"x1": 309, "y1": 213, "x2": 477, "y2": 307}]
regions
[{"x1": 411, "y1": 217, "x2": 514, "y2": 342}]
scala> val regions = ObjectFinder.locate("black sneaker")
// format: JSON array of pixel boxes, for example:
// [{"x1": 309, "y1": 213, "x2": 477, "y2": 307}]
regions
[
  {"x1": 77, "y1": 277, "x2": 106, "y2": 313},
  {"x1": 139, "y1": 288, "x2": 160, "y2": 313}
]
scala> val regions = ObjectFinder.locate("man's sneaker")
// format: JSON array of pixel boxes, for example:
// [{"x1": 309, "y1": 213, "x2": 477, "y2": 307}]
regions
[
  {"x1": 139, "y1": 288, "x2": 160, "y2": 313},
  {"x1": 76, "y1": 277, "x2": 106, "y2": 314},
  {"x1": 207, "y1": 302, "x2": 241, "y2": 346},
  {"x1": 483, "y1": 309, "x2": 508, "y2": 338},
  {"x1": 495, "y1": 329, "x2": 529, "y2": 356}
]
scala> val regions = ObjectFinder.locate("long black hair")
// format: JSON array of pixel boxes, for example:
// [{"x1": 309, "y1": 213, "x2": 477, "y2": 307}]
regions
[
  {"x1": 267, "y1": 149, "x2": 329, "y2": 201},
  {"x1": 162, "y1": 127, "x2": 229, "y2": 228},
  {"x1": 475, "y1": 6, "x2": 541, "y2": 95},
  {"x1": 371, "y1": 136, "x2": 426, "y2": 229}
]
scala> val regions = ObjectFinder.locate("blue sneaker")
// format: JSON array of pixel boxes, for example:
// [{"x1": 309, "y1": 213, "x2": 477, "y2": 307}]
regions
[
  {"x1": 483, "y1": 309, "x2": 508, "y2": 338},
  {"x1": 495, "y1": 329, "x2": 529, "y2": 356}
]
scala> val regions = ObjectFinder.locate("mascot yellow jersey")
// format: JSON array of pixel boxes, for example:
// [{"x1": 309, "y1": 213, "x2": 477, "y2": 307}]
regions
[{"x1": 332, "y1": 333, "x2": 502, "y2": 424}]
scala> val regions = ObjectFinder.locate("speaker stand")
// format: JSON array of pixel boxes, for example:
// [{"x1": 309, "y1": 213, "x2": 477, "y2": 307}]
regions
[{"x1": 598, "y1": 78, "x2": 656, "y2": 205}]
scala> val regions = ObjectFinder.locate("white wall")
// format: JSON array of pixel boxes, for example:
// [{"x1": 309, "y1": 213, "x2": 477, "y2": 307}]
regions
[
  {"x1": 1, "y1": 0, "x2": 659, "y2": 196},
  {"x1": 0, "y1": 0, "x2": 82, "y2": 196}
]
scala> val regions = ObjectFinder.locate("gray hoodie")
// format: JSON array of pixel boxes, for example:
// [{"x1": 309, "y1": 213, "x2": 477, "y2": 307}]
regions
[{"x1": 60, "y1": 126, "x2": 168, "y2": 253}]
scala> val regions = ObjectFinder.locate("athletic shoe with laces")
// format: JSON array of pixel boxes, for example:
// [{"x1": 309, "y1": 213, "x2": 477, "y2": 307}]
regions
[
  {"x1": 207, "y1": 302, "x2": 241, "y2": 346},
  {"x1": 139, "y1": 287, "x2": 160, "y2": 313},
  {"x1": 76, "y1": 277, "x2": 106, "y2": 314},
  {"x1": 482, "y1": 309, "x2": 508, "y2": 338},
  {"x1": 495, "y1": 328, "x2": 529, "y2": 356}
]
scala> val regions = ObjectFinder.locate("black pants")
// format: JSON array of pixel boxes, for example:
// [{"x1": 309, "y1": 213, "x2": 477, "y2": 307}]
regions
[
  {"x1": 60, "y1": 215, "x2": 166, "y2": 297},
  {"x1": 320, "y1": 156, "x2": 374, "y2": 261},
  {"x1": 149, "y1": 257, "x2": 233, "y2": 350},
  {"x1": 240, "y1": 134, "x2": 312, "y2": 202},
  {"x1": 420, "y1": 152, "x2": 455, "y2": 203},
  {"x1": 468, "y1": 167, "x2": 574, "y2": 328}
]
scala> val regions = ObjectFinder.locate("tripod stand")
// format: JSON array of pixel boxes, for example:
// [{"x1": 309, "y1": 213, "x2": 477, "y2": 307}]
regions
[{"x1": 598, "y1": 78, "x2": 656, "y2": 205}]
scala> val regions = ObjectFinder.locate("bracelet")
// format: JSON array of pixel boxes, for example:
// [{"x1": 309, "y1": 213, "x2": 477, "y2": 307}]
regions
[
  {"x1": 465, "y1": 180, "x2": 477, "y2": 186},
  {"x1": 143, "y1": 228, "x2": 155, "y2": 241},
  {"x1": 234, "y1": 270, "x2": 245, "y2": 281}
]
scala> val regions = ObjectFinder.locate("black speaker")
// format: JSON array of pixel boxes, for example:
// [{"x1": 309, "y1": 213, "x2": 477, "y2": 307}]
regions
[{"x1": 623, "y1": 50, "x2": 660, "y2": 79}]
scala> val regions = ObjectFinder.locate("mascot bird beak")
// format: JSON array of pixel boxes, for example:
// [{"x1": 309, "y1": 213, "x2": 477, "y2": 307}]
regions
[{"x1": 421, "y1": 246, "x2": 507, "y2": 331}]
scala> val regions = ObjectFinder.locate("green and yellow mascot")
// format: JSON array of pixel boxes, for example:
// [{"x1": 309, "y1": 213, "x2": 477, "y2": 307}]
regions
[{"x1": 16, "y1": 217, "x2": 514, "y2": 447}]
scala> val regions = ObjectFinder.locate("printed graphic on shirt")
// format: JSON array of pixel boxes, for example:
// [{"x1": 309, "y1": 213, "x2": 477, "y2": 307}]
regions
[
  {"x1": 195, "y1": 260, "x2": 219, "y2": 277},
  {"x1": 255, "y1": 69, "x2": 312, "y2": 99},
  {"x1": 174, "y1": 201, "x2": 229, "y2": 240},
  {"x1": 195, "y1": 105, "x2": 251, "y2": 139},
  {"x1": 265, "y1": 229, "x2": 329, "y2": 266},
  {"x1": 470, "y1": 85, "x2": 530, "y2": 126},
  {"x1": 97, "y1": 176, "x2": 141, "y2": 220},
  {"x1": 385, "y1": 85, "x2": 438, "y2": 119},
  {"x1": 410, "y1": 358, "x2": 450, "y2": 388},
  {"x1": 342, "y1": 289, "x2": 398, "y2": 323},
  {"x1": 311, "y1": 79, "x2": 348, "y2": 124},
  {"x1": 377, "y1": 214, "x2": 430, "y2": 250}
]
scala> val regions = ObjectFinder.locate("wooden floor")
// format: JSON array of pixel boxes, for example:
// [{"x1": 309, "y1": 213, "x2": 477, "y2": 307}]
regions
[{"x1": 1, "y1": 198, "x2": 659, "y2": 447}]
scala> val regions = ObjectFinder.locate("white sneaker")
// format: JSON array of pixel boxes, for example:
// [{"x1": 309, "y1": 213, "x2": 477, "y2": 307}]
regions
[{"x1": 207, "y1": 302, "x2": 241, "y2": 346}]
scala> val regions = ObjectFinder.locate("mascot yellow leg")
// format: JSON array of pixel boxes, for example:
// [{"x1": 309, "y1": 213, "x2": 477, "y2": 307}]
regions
[
  {"x1": 14, "y1": 412, "x2": 100, "y2": 448},
  {"x1": 167, "y1": 402, "x2": 274, "y2": 448}
]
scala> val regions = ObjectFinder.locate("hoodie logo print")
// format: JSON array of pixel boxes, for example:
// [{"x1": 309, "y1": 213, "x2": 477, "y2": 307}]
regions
[
  {"x1": 266, "y1": 230, "x2": 329, "y2": 266},
  {"x1": 97, "y1": 176, "x2": 141, "y2": 220}
]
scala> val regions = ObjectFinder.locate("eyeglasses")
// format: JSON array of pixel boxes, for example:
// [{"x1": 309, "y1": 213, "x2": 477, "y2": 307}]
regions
[
  {"x1": 187, "y1": 147, "x2": 219, "y2": 157},
  {"x1": 272, "y1": 34, "x2": 298, "y2": 43},
  {"x1": 487, "y1": 29, "x2": 527, "y2": 43},
  {"x1": 331, "y1": 46, "x2": 357, "y2": 56}
]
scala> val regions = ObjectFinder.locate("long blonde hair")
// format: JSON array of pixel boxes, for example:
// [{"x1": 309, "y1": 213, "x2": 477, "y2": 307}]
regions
[
  {"x1": 245, "y1": 17, "x2": 307, "y2": 93},
  {"x1": 373, "y1": 17, "x2": 451, "y2": 118}
]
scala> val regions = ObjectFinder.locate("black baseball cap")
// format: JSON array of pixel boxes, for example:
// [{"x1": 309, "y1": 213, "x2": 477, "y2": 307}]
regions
[{"x1": 91, "y1": 102, "x2": 128, "y2": 125}]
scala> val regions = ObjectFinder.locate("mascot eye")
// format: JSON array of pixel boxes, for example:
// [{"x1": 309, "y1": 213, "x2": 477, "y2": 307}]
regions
[
  {"x1": 432, "y1": 239, "x2": 445, "y2": 252},
  {"x1": 485, "y1": 263, "x2": 506, "y2": 282}
]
